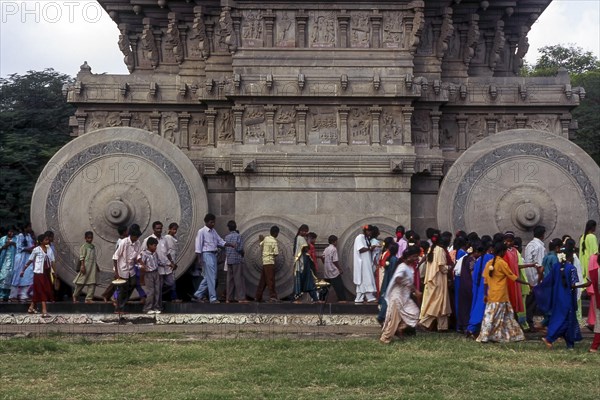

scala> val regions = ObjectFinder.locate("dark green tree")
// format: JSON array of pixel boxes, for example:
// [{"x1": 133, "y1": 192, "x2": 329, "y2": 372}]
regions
[
  {"x1": 0, "y1": 69, "x2": 74, "y2": 227},
  {"x1": 522, "y1": 45, "x2": 599, "y2": 165}
]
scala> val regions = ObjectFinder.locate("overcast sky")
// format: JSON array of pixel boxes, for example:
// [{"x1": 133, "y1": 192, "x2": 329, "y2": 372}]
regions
[{"x1": 0, "y1": 0, "x2": 599, "y2": 78}]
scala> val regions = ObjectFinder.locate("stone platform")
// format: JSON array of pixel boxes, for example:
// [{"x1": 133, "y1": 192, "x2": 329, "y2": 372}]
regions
[{"x1": 0, "y1": 302, "x2": 382, "y2": 339}]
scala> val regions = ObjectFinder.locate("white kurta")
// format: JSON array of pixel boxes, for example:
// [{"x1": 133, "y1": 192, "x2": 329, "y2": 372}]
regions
[{"x1": 353, "y1": 234, "x2": 376, "y2": 293}]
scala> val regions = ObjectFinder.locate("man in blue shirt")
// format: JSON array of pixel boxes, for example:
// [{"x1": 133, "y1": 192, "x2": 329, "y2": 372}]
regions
[{"x1": 193, "y1": 213, "x2": 232, "y2": 304}]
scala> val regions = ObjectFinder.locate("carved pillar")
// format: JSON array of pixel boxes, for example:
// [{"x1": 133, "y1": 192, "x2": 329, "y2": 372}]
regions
[
  {"x1": 75, "y1": 111, "x2": 87, "y2": 134},
  {"x1": 560, "y1": 115, "x2": 571, "y2": 138},
  {"x1": 206, "y1": 108, "x2": 217, "y2": 147},
  {"x1": 338, "y1": 12, "x2": 350, "y2": 48},
  {"x1": 149, "y1": 111, "x2": 161, "y2": 135},
  {"x1": 402, "y1": 106, "x2": 413, "y2": 145},
  {"x1": 296, "y1": 11, "x2": 308, "y2": 48},
  {"x1": 430, "y1": 111, "x2": 442, "y2": 149},
  {"x1": 153, "y1": 29, "x2": 163, "y2": 67},
  {"x1": 296, "y1": 105, "x2": 308, "y2": 145},
  {"x1": 232, "y1": 106, "x2": 245, "y2": 144},
  {"x1": 338, "y1": 106, "x2": 350, "y2": 146},
  {"x1": 179, "y1": 112, "x2": 191, "y2": 149},
  {"x1": 370, "y1": 106, "x2": 382, "y2": 146},
  {"x1": 516, "y1": 113, "x2": 527, "y2": 129},
  {"x1": 264, "y1": 11, "x2": 275, "y2": 47},
  {"x1": 370, "y1": 11, "x2": 382, "y2": 48},
  {"x1": 206, "y1": 22, "x2": 215, "y2": 54},
  {"x1": 457, "y1": 114, "x2": 467, "y2": 151},
  {"x1": 265, "y1": 105, "x2": 277, "y2": 145},
  {"x1": 120, "y1": 111, "x2": 132, "y2": 127},
  {"x1": 485, "y1": 114, "x2": 497, "y2": 136},
  {"x1": 232, "y1": 12, "x2": 242, "y2": 52}
]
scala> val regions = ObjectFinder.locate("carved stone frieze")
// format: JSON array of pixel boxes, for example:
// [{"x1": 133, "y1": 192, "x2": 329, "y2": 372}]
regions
[
  {"x1": 411, "y1": 109, "x2": 431, "y2": 146},
  {"x1": 382, "y1": 11, "x2": 403, "y2": 49},
  {"x1": 242, "y1": 10, "x2": 264, "y2": 47},
  {"x1": 350, "y1": 12, "x2": 370, "y2": 48},
  {"x1": 190, "y1": 7, "x2": 210, "y2": 59},
  {"x1": 85, "y1": 111, "x2": 121, "y2": 132},
  {"x1": 525, "y1": 115, "x2": 560, "y2": 134},
  {"x1": 218, "y1": 109, "x2": 234, "y2": 142},
  {"x1": 275, "y1": 107, "x2": 298, "y2": 144},
  {"x1": 466, "y1": 114, "x2": 485, "y2": 147},
  {"x1": 349, "y1": 108, "x2": 371, "y2": 145},
  {"x1": 308, "y1": 107, "x2": 338, "y2": 145},
  {"x1": 161, "y1": 111, "x2": 180, "y2": 146},
  {"x1": 440, "y1": 113, "x2": 457, "y2": 149},
  {"x1": 309, "y1": 11, "x2": 335, "y2": 48},
  {"x1": 189, "y1": 113, "x2": 208, "y2": 148},
  {"x1": 381, "y1": 109, "x2": 403, "y2": 145},
  {"x1": 276, "y1": 11, "x2": 295, "y2": 47},
  {"x1": 244, "y1": 106, "x2": 266, "y2": 144}
]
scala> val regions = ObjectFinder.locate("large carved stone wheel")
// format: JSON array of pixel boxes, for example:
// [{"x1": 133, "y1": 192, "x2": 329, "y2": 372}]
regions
[
  {"x1": 240, "y1": 216, "x2": 298, "y2": 300},
  {"x1": 31, "y1": 127, "x2": 208, "y2": 295},
  {"x1": 437, "y1": 129, "x2": 600, "y2": 241}
]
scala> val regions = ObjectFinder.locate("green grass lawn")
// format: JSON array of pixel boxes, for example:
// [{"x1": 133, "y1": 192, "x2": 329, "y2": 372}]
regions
[{"x1": 0, "y1": 335, "x2": 598, "y2": 399}]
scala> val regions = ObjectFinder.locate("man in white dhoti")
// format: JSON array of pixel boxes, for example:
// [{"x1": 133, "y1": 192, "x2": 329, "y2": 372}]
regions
[{"x1": 353, "y1": 225, "x2": 377, "y2": 303}]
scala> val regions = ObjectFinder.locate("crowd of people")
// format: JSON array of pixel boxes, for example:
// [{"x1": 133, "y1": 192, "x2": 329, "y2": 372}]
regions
[
  {"x1": 348, "y1": 221, "x2": 599, "y2": 351},
  {"x1": 0, "y1": 217, "x2": 598, "y2": 351}
]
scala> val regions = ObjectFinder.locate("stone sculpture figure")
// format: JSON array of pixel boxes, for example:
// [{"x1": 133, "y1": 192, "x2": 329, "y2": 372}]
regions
[
  {"x1": 142, "y1": 22, "x2": 159, "y2": 69},
  {"x1": 118, "y1": 25, "x2": 135, "y2": 72}
]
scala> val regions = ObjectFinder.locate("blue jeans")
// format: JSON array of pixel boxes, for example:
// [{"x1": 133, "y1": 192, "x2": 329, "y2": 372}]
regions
[{"x1": 194, "y1": 252, "x2": 218, "y2": 302}]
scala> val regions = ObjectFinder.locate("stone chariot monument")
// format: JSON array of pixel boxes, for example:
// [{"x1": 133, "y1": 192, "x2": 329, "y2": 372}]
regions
[{"x1": 32, "y1": 0, "x2": 600, "y2": 298}]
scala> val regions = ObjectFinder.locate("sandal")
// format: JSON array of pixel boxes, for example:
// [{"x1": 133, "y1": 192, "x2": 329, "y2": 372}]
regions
[
  {"x1": 41, "y1": 313, "x2": 51, "y2": 318},
  {"x1": 27, "y1": 308, "x2": 38, "y2": 314}
]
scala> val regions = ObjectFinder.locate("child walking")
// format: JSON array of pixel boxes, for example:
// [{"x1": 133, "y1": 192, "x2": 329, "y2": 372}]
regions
[
  {"x1": 72, "y1": 231, "x2": 99, "y2": 303},
  {"x1": 139, "y1": 237, "x2": 162, "y2": 314},
  {"x1": 20, "y1": 234, "x2": 55, "y2": 317}
]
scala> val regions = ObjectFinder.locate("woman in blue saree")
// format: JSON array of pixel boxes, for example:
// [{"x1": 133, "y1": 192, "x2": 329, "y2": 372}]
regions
[
  {"x1": 537, "y1": 246, "x2": 591, "y2": 349},
  {"x1": 466, "y1": 242, "x2": 493, "y2": 337},
  {"x1": 0, "y1": 228, "x2": 18, "y2": 301}
]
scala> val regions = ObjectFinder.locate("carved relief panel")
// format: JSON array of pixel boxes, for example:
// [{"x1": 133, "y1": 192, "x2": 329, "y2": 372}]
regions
[
  {"x1": 381, "y1": 108, "x2": 403, "y2": 145},
  {"x1": 86, "y1": 111, "x2": 121, "y2": 132},
  {"x1": 525, "y1": 115, "x2": 560, "y2": 134},
  {"x1": 127, "y1": 113, "x2": 149, "y2": 131},
  {"x1": 275, "y1": 107, "x2": 297, "y2": 144},
  {"x1": 309, "y1": 11, "x2": 336, "y2": 48},
  {"x1": 350, "y1": 12, "x2": 370, "y2": 48},
  {"x1": 276, "y1": 11, "x2": 295, "y2": 47},
  {"x1": 308, "y1": 107, "x2": 338, "y2": 145},
  {"x1": 498, "y1": 115, "x2": 517, "y2": 133},
  {"x1": 382, "y1": 11, "x2": 403, "y2": 48},
  {"x1": 161, "y1": 112, "x2": 180, "y2": 146},
  {"x1": 242, "y1": 10, "x2": 264, "y2": 47},
  {"x1": 189, "y1": 113, "x2": 208, "y2": 148},
  {"x1": 218, "y1": 109, "x2": 234, "y2": 143},
  {"x1": 349, "y1": 108, "x2": 371, "y2": 145},
  {"x1": 440, "y1": 114, "x2": 458, "y2": 149},
  {"x1": 243, "y1": 106, "x2": 266, "y2": 144},
  {"x1": 466, "y1": 115, "x2": 485, "y2": 147},
  {"x1": 411, "y1": 110, "x2": 431, "y2": 146}
]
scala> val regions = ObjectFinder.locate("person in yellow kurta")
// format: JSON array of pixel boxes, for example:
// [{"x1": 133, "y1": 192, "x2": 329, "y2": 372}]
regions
[
  {"x1": 477, "y1": 241, "x2": 531, "y2": 343},
  {"x1": 419, "y1": 234, "x2": 452, "y2": 331},
  {"x1": 579, "y1": 220, "x2": 598, "y2": 328}
]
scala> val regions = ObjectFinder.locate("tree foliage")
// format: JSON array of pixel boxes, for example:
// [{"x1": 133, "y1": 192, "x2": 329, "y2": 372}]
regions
[
  {"x1": 522, "y1": 45, "x2": 599, "y2": 165},
  {"x1": 0, "y1": 69, "x2": 74, "y2": 227},
  {"x1": 523, "y1": 44, "x2": 600, "y2": 76}
]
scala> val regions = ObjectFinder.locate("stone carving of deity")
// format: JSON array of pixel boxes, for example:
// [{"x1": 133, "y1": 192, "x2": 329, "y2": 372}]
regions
[
  {"x1": 190, "y1": 11, "x2": 210, "y2": 60},
  {"x1": 216, "y1": 9, "x2": 237, "y2": 53},
  {"x1": 118, "y1": 25, "x2": 135, "y2": 72},
  {"x1": 276, "y1": 11, "x2": 295, "y2": 47},
  {"x1": 166, "y1": 19, "x2": 184, "y2": 64},
  {"x1": 310, "y1": 13, "x2": 335, "y2": 48},
  {"x1": 141, "y1": 23, "x2": 159, "y2": 68}
]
